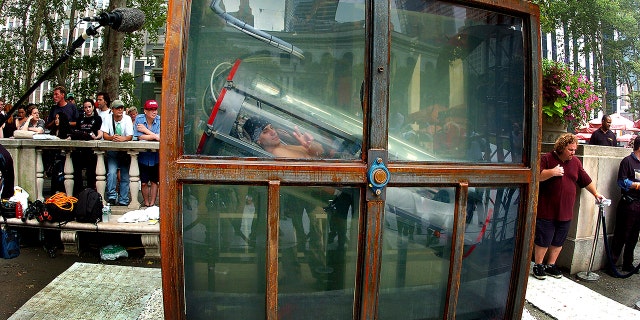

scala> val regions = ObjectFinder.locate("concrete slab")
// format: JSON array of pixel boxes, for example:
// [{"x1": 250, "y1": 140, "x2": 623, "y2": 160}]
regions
[
  {"x1": 9, "y1": 262, "x2": 162, "y2": 320},
  {"x1": 526, "y1": 263, "x2": 640, "y2": 320}
]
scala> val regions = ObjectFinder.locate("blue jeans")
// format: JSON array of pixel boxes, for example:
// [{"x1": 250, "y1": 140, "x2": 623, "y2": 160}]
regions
[{"x1": 106, "y1": 151, "x2": 130, "y2": 204}]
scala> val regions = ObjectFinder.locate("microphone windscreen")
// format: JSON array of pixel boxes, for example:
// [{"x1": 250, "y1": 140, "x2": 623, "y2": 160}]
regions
[{"x1": 113, "y1": 8, "x2": 145, "y2": 33}]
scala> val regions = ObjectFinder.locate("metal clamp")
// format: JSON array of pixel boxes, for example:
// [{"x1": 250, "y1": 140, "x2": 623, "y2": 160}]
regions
[{"x1": 368, "y1": 157, "x2": 390, "y2": 196}]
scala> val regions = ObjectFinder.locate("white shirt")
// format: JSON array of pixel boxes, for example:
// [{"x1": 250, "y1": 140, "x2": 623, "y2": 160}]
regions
[
  {"x1": 97, "y1": 108, "x2": 112, "y2": 125},
  {"x1": 100, "y1": 114, "x2": 133, "y2": 137}
]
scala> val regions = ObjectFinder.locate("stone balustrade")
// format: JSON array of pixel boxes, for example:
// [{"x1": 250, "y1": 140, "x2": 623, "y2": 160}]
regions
[{"x1": 0, "y1": 138, "x2": 159, "y2": 210}]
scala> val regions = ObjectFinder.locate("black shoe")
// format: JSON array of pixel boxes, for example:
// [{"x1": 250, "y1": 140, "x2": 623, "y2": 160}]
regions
[
  {"x1": 532, "y1": 264, "x2": 546, "y2": 280},
  {"x1": 107, "y1": 199, "x2": 117, "y2": 205},
  {"x1": 544, "y1": 264, "x2": 563, "y2": 278}
]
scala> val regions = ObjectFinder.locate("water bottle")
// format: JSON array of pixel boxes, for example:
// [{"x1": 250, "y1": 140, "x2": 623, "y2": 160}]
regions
[{"x1": 102, "y1": 204, "x2": 111, "y2": 222}]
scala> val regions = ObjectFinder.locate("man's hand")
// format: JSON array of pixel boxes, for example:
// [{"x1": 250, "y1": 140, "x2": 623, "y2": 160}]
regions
[
  {"x1": 292, "y1": 125, "x2": 314, "y2": 149},
  {"x1": 551, "y1": 164, "x2": 564, "y2": 177}
]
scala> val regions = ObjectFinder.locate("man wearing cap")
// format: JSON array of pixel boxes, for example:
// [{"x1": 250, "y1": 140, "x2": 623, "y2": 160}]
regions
[
  {"x1": 45, "y1": 86, "x2": 78, "y2": 129},
  {"x1": 243, "y1": 116, "x2": 324, "y2": 158},
  {"x1": 134, "y1": 100, "x2": 160, "y2": 207},
  {"x1": 101, "y1": 99, "x2": 134, "y2": 206},
  {"x1": 66, "y1": 93, "x2": 78, "y2": 113}
]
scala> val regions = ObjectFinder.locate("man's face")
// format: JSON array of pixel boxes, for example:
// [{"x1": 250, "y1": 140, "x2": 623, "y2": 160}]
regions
[
  {"x1": 559, "y1": 143, "x2": 577, "y2": 162},
  {"x1": 96, "y1": 95, "x2": 106, "y2": 109},
  {"x1": 112, "y1": 106, "x2": 125, "y2": 117},
  {"x1": 53, "y1": 90, "x2": 64, "y2": 105},
  {"x1": 602, "y1": 117, "x2": 612, "y2": 131},
  {"x1": 257, "y1": 124, "x2": 281, "y2": 148},
  {"x1": 16, "y1": 109, "x2": 25, "y2": 119},
  {"x1": 143, "y1": 108, "x2": 157, "y2": 119}
]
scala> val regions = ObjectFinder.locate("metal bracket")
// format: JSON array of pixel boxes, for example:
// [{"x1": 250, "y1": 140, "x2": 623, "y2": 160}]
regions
[{"x1": 367, "y1": 150, "x2": 389, "y2": 200}]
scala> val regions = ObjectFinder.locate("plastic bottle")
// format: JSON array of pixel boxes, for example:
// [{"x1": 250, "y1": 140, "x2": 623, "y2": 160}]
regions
[{"x1": 102, "y1": 204, "x2": 111, "y2": 222}]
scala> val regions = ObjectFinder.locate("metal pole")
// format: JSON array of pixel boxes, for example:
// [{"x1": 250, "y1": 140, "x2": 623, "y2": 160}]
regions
[{"x1": 576, "y1": 199, "x2": 610, "y2": 281}]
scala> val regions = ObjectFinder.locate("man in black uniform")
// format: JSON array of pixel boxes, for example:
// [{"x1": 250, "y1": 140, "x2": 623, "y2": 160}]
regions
[
  {"x1": 611, "y1": 135, "x2": 640, "y2": 273},
  {"x1": 589, "y1": 114, "x2": 617, "y2": 146}
]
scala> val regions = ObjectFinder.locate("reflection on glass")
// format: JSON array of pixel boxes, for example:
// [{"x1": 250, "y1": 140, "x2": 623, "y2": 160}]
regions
[
  {"x1": 378, "y1": 186, "x2": 521, "y2": 319},
  {"x1": 183, "y1": 185, "x2": 267, "y2": 319},
  {"x1": 379, "y1": 187, "x2": 454, "y2": 320},
  {"x1": 457, "y1": 187, "x2": 520, "y2": 319},
  {"x1": 278, "y1": 186, "x2": 359, "y2": 318},
  {"x1": 388, "y1": 1, "x2": 526, "y2": 163},
  {"x1": 184, "y1": 0, "x2": 366, "y2": 159},
  {"x1": 183, "y1": 185, "x2": 360, "y2": 319}
]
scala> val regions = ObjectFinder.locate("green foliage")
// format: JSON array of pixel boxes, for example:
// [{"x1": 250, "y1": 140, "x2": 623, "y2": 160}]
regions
[
  {"x1": 533, "y1": 0, "x2": 640, "y2": 114},
  {"x1": 0, "y1": 0, "x2": 166, "y2": 106}
]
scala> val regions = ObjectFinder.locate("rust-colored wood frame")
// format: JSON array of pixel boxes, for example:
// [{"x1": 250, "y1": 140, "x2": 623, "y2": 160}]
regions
[{"x1": 159, "y1": 0, "x2": 541, "y2": 319}]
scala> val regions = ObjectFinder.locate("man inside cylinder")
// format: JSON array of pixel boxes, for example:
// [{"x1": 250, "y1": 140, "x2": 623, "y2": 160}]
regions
[{"x1": 242, "y1": 116, "x2": 325, "y2": 158}]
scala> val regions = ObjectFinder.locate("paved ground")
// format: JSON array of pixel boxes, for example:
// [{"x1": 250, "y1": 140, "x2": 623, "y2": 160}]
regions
[
  {"x1": 2, "y1": 227, "x2": 640, "y2": 319},
  {"x1": 524, "y1": 246, "x2": 640, "y2": 320},
  {"x1": 0, "y1": 228, "x2": 160, "y2": 320},
  {"x1": 10, "y1": 262, "x2": 161, "y2": 320}
]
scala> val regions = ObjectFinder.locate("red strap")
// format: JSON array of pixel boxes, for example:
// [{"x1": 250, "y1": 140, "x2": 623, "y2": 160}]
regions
[
  {"x1": 196, "y1": 59, "x2": 242, "y2": 154},
  {"x1": 463, "y1": 208, "x2": 493, "y2": 258}
]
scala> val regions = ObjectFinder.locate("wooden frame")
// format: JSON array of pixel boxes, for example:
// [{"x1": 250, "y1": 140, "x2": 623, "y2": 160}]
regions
[{"x1": 159, "y1": 0, "x2": 542, "y2": 319}]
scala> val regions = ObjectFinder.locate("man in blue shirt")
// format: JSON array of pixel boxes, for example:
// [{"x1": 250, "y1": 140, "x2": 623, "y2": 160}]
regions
[{"x1": 134, "y1": 100, "x2": 160, "y2": 207}]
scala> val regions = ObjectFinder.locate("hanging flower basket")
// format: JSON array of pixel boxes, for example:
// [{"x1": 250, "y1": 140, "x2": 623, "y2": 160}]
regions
[{"x1": 542, "y1": 59, "x2": 601, "y2": 131}]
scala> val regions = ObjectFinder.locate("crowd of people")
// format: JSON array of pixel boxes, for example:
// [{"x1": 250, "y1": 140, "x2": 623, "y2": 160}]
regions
[{"x1": 0, "y1": 86, "x2": 160, "y2": 208}]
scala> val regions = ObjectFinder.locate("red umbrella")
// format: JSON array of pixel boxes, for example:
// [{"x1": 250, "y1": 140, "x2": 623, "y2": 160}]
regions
[
  {"x1": 576, "y1": 132, "x2": 591, "y2": 141},
  {"x1": 618, "y1": 133, "x2": 635, "y2": 142}
]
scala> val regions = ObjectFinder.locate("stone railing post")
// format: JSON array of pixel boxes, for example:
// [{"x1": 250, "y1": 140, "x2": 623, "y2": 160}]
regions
[
  {"x1": 63, "y1": 149, "x2": 74, "y2": 195},
  {"x1": 95, "y1": 150, "x2": 107, "y2": 204},
  {"x1": 128, "y1": 151, "x2": 141, "y2": 209},
  {"x1": 35, "y1": 149, "x2": 44, "y2": 201}
]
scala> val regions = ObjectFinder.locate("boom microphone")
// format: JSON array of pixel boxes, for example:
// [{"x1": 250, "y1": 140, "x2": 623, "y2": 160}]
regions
[{"x1": 83, "y1": 8, "x2": 145, "y2": 33}]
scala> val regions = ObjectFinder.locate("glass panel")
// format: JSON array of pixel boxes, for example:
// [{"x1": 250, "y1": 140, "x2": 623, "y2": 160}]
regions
[
  {"x1": 183, "y1": 184, "x2": 267, "y2": 319},
  {"x1": 388, "y1": 1, "x2": 525, "y2": 163},
  {"x1": 379, "y1": 187, "x2": 455, "y2": 320},
  {"x1": 184, "y1": 0, "x2": 366, "y2": 159},
  {"x1": 456, "y1": 187, "x2": 520, "y2": 319},
  {"x1": 278, "y1": 186, "x2": 359, "y2": 318}
]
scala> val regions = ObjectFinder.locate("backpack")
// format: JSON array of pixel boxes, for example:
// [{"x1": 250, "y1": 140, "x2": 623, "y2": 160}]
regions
[
  {"x1": 1, "y1": 226, "x2": 20, "y2": 259},
  {"x1": 74, "y1": 188, "x2": 103, "y2": 223},
  {"x1": 40, "y1": 192, "x2": 77, "y2": 224}
]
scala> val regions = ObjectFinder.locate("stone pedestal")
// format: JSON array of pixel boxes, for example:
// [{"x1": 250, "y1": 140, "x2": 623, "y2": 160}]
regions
[{"x1": 541, "y1": 116, "x2": 568, "y2": 143}]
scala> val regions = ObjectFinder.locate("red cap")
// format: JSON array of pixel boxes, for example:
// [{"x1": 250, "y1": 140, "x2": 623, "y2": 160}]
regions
[{"x1": 144, "y1": 100, "x2": 158, "y2": 110}]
